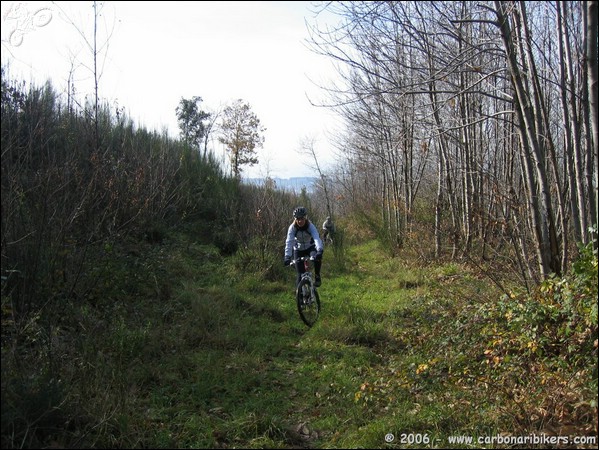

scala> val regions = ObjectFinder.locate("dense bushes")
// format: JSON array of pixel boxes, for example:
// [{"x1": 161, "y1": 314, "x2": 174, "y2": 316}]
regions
[{"x1": 1, "y1": 66, "x2": 239, "y2": 318}]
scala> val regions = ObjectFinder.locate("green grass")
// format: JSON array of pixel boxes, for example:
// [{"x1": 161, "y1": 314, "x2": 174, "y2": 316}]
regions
[{"x1": 1, "y1": 236, "x2": 597, "y2": 448}]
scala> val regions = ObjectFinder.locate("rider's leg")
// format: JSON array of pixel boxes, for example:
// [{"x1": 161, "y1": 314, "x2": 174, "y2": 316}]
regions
[
  {"x1": 294, "y1": 250, "x2": 307, "y2": 286},
  {"x1": 310, "y1": 250, "x2": 322, "y2": 286}
]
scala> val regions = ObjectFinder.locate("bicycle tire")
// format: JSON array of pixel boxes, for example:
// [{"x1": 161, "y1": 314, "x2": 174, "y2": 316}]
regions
[{"x1": 296, "y1": 278, "x2": 320, "y2": 327}]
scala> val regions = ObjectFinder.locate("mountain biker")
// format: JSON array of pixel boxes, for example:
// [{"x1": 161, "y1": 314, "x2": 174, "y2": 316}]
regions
[
  {"x1": 322, "y1": 216, "x2": 335, "y2": 243},
  {"x1": 284, "y1": 206, "x2": 324, "y2": 287}
]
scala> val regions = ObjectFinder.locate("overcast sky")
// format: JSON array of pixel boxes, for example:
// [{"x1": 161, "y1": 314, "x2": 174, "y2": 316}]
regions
[{"x1": 1, "y1": 1, "x2": 342, "y2": 178}]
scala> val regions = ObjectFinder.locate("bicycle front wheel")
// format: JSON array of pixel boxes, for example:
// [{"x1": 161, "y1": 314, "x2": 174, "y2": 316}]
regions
[{"x1": 296, "y1": 278, "x2": 320, "y2": 327}]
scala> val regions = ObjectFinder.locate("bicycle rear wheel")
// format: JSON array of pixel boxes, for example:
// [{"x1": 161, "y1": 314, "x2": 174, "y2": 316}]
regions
[{"x1": 296, "y1": 278, "x2": 320, "y2": 327}]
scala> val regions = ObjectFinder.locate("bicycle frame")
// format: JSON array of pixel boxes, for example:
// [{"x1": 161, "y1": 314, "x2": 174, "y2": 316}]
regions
[
  {"x1": 301, "y1": 258, "x2": 313, "y2": 279},
  {"x1": 295, "y1": 256, "x2": 315, "y2": 284},
  {"x1": 299, "y1": 260, "x2": 315, "y2": 297}
]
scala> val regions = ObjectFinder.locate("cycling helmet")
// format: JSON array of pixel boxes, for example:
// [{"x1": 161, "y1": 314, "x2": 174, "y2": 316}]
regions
[{"x1": 293, "y1": 206, "x2": 307, "y2": 219}]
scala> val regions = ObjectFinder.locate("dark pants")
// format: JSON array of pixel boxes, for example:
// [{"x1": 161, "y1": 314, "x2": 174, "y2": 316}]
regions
[{"x1": 294, "y1": 247, "x2": 321, "y2": 286}]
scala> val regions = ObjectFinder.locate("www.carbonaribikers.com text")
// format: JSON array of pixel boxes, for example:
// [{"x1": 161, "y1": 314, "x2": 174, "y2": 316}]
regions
[{"x1": 447, "y1": 433, "x2": 597, "y2": 446}]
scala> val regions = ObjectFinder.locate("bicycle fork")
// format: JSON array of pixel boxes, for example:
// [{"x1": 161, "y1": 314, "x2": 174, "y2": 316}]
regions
[{"x1": 301, "y1": 275, "x2": 315, "y2": 305}]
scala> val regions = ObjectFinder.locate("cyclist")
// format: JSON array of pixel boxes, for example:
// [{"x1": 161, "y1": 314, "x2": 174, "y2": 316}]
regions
[
  {"x1": 284, "y1": 206, "x2": 324, "y2": 287},
  {"x1": 322, "y1": 216, "x2": 335, "y2": 243}
]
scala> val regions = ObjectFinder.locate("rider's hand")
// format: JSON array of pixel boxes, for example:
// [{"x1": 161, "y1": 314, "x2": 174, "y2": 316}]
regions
[
  {"x1": 284, "y1": 257, "x2": 292, "y2": 267},
  {"x1": 315, "y1": 251, "x2": 323, "y2": 260}
]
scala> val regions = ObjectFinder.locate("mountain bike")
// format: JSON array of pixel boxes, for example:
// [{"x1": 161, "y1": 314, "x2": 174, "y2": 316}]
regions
[{"x1": 290, "y1": 256, "x2": 321, "y2": 327}]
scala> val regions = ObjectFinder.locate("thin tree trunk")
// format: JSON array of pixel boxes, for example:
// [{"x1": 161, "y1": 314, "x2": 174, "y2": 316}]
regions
[
  {"x1": 494, "y1": 0, "x2": 559, "y2": 277},
  {"x1": 435, "y1": 147, "x2": 443, "y2": 258},
  {"x1": 586, "y1": 0, "x2": 599, "y2": 246}
]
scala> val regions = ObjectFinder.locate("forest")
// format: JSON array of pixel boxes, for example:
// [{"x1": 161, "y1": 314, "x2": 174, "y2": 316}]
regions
[
  {"x1": 306, "y1": 1, "x2": 597, "y2": 283},
  {"x1": 1, "y1": 1, "x2": 597, "y2": 448}
]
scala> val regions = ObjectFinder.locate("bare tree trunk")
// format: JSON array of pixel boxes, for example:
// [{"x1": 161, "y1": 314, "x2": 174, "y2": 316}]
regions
[
  {"x1": 494, "y1": 0, "x2": 560, "y2": 277},
  {"x1": 517, "y1": 1, "x2": 563, "y2": 274},
  {"x1": 586, "y1": 0, "x2": 599, "y2": 245},
  {"x1": 558, "y1": 2, "x2": 588, "y2": 248},
  {"x1": 93, "y1": 1, "x2": 99, "y2": 152},
  {"x1": 558, "y1": 2, "x2": 580, "y2": 247},
  {"x1": 428, "y1": 81, "x2": 460, "y2": 258},
  {"x1": 435, "y1": 147, "x2": 443, "y2": 258},
  {"x1": 301, "y1": 136, "x2": 333, "y2": 219}
]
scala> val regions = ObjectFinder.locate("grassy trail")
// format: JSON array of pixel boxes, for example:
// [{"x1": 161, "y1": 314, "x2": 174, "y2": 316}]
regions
[
  {"x1": 3, "y1": 238, "x2": 596, "y2": 449},
  {"x1": 143, "y1": 239, "x2": 506, "y2": 448}
]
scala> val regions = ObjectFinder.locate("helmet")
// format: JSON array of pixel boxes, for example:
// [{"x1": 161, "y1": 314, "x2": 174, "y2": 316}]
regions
[{"x1": 293, "y1": 206, "x2": 307, "y2": 219}]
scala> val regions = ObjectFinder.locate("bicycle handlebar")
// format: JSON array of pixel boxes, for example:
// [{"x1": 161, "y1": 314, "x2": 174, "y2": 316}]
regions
[{"x1": 288, "y1": 256, "x2": 315, "y2": 266}]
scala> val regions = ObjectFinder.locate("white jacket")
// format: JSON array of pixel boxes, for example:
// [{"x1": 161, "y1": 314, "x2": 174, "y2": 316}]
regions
[{"x1": 284, "y1": 220, "x2": 323, "y2": 259}]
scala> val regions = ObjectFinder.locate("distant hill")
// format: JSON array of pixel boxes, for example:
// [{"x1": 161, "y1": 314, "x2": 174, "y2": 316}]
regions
[{"x1": 244, "y1": 177, "x2": 318, "y2": 192}]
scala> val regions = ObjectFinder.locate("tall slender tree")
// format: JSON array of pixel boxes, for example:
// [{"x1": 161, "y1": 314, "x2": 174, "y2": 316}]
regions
[{"x1": 586, "y1": 0, "x2": 599, "y2": 247}]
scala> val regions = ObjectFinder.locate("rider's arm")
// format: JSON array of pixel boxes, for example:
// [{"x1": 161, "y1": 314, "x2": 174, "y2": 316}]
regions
[{"x1": 284, "y1": 224, "x2": 295, "y2": 259}]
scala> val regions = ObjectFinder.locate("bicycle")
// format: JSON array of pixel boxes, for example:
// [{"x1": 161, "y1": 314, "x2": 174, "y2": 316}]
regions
[{"x1": 289, "y1": 256, "x2": 321, "y2": 327}]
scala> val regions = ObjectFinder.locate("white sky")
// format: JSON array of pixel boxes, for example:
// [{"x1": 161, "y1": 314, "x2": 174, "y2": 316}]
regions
[{"x1": 1, "y1": 1, "x2": 342, "y2": 179}]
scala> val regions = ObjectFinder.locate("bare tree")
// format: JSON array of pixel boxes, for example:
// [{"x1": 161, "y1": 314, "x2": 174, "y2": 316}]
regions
[
  {"x1": 53, "y1": 1, "x2": 116, "y2": 150},
  {"x1": 586, "y1": 0, "x2": 599, "y2": 246},
  {"x1": 299, "y1": 136, "x2": 332, "y2": 216}
]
